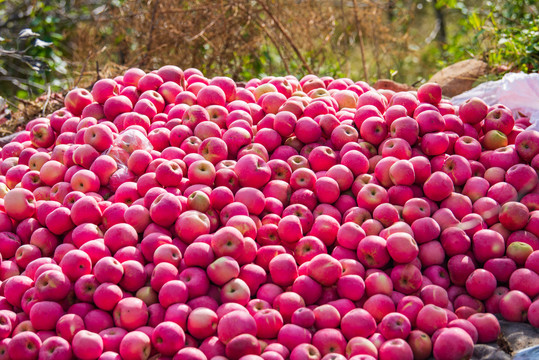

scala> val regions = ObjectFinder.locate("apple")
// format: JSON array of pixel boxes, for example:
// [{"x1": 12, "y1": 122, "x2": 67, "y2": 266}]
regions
[
  {"x1": 379, "y1": 312, "x2": 411, "y2": 340},
  {"x1": 416, "y1": 110, "x2": 444, "y2": 135},
  {"x1": 378, "y1": 339, "x2": 413, "y2": 360},
  {"x1": 465, "y1": 269, "x2": 496, "y2": 300},
  {"x1": 499, "y1": 290, "x2": 531, "y2": 322},
  {"x1": 290, "y1": 343, "x2": 320, "y2": 360},
  {"x1": 151, "y1": 321, "x2": 185, "y2": 356},
  {"x1": 38, "y1": 336, "x2": 72, "y2": 360},
  {"x1": 509, "y1": 268, "x2": 539, "y2": 298},
  {"x1": 84, "y1": 124, "x2": 114, "y2": 152},
  {"x1": 506, "y1": 163, "x2": 538, "y2": 196},
  {"x1": 386, "y1": 230, "x2": 419, "y2": 264},
  {"x1": 119, "y1": 330, "x2": 151, "y2": 360},
  {"x1": 7, "y1": 331, "x2": 42, "y2": 360},
  {"x1": 390, "y1": 264, "x2": 422, "y2": 295},
  {"x1": 65, "y1": 88, "x2": 94, "y2": 115},
  {"x1": 515, "y1": 129, "x2": 539, "y2": 163},
  {"x1": 472, "y1": 229, "x2": 505, "y2": 263},
  {"x1": 217, "y1": 310, "x2": 257, "y2": 345},
  {"x1": 150, "y1": 193, "x2": 182, "y2": 227},
  {"x1": 360, "y1": 117, "x2": 388, "y2": 146},
  {"x1": 4, "y1": 188, "x2": 36, "y2": 221},
  {"x1": 221, "y1": 278, "x2": 251, "y2": 306},
  {"x1": 390, "y1": 116, "x2": 419, "y2": 146},
  {"x1": 91, "y1": 79, "x2": 119, "y2": 104},
  {"x1": 528, "y1": 300, "x2": 539, "y2": 328},
  {"x1": 454, "y1": 136, "x2": 482, "y2": 160},
  {"x1": 416, "y1": 304, "x2": 448, "y2": 335},
  {"x1": 234, "y1": 154, "x2": 272, "y2": 189},
  {"x1": 72, "y1": 330, "x2": 103, "y2": 360},
  {"x1": 35, "y1": 270, "x2": 70, "y2": 301},
  {"x1": 499, "y1": 201, "x2": 529, "y2": 231},
  {"x1": 423, "y1": 172, "x2": 453, "y2": 202},
  {"x1": 404, "y1": 330, "x2": 431, "y2": 360},
  {"x1": 484, "y1": 108, "x2": 514, "y2": 135},
  {"x1": 113, "y1": 297, "x2": 149, "y2": 331},
  {"x1": 432, "y1": 328, "x2": 473, "y2": 360},
  {"x1": 459, "y1": 97, "x2": 488, "y2": 124},
  {"x1": 467, "y1": 313, "x2": 500, "y2": 343},
  {"x1": 417, "y1": 83, "x2": 442, "y2": 104}
]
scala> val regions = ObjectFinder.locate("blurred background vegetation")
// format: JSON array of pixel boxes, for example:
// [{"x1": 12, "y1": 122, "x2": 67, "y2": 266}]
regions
[{"x1": 0, "y1": 0, "x2": 537, "y2": 108}]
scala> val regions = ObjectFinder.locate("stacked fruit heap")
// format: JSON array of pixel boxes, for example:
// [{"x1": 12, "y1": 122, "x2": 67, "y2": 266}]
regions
[{"x1": 0, "y1": 65, "x2": 538, "y2": 360}]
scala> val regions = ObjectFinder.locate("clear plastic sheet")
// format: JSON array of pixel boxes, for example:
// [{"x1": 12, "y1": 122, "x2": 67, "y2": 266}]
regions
[
  {"x1": 105, "y1": 129, "x2": 153, "y2": 165},
  {"x1": 451, "y1": 72, "x2": 539, "y2": 131}
]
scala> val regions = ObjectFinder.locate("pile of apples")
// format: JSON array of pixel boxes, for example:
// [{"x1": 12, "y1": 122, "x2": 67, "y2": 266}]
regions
[{"x1": 0, "y1": 65, "x2": 538, "y2": 360}]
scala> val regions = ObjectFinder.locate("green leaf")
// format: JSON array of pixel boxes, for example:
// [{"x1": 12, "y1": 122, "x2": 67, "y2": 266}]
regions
[
  {"x1": 468, "y1": 12, "x2": 482, "y2": 30},
  {"x1": 436, "y1": 0, "x2": 458, "y2": 9}
]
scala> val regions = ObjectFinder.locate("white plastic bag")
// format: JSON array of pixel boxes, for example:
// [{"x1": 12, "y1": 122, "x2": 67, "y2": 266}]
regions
[{"x1": 450, "y1": 72, "x2": 539, "y2": 131}]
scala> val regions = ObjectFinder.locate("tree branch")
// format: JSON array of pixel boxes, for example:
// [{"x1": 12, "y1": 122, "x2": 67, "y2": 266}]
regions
[
  {"x1": 352, "y1": 0, "x2": 369, "y2": 80},
  {"x1": 255, "y1": 0, "x2": 313, "y2": 74},
  {"x1": 237, "y1": 3, "x2": 291, "y2": 74},
  {"x1": 141, "y1": 0, "x2": 161, "y2": 67}
]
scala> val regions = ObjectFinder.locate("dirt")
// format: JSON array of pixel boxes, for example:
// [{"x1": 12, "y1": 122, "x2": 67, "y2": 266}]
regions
[{"x1": 0, "y1": 92, "x2": 65, "y2": 137}]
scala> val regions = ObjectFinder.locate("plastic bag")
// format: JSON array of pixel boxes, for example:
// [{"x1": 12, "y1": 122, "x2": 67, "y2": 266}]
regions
[
  {"x1": 105, "y1": 129, "x2": 153, "y2": 166},
  {"x1": 514, "y1": 345, "x2": 539, "y2": 360},
  {"x1": 450, "y1": 72, "x2": 539, "y2": 131}
]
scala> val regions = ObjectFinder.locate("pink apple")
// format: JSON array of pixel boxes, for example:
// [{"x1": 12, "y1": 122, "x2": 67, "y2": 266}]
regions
[
  {"x1": 4, "y1": 188, "x2": 36, "y2": 221},
  {"x1": 432, "y1": 328, "x2": 473, "y2": 360}
]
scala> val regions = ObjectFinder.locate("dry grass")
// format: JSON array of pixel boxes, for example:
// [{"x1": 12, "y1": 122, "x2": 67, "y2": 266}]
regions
[{"x1": 68, "y1": 0, "x2": 421, "y2": 83}]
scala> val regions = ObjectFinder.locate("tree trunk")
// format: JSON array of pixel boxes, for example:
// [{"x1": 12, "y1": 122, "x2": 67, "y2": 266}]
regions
[
  {"x1": 434, "y1": 3, "x2": 447, "y2": 45},
  {"x1": 388, "y1": 0, "x2": 396, "y2": 21}
]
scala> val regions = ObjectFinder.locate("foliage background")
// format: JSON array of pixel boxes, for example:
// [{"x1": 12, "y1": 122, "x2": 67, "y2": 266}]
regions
[{"x1": 0, "y1": 0, "x2": 537, "y2": 107}]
